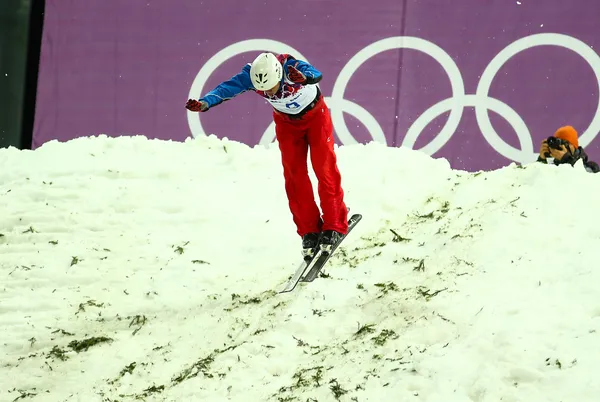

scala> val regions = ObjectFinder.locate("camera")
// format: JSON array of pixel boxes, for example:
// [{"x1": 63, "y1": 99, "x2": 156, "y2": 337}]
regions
[
  {"x1": 547, "y1": 136, "x2": 568, "y2": 150},
  {"x1": 544, "y1": 136, "x2": 575, "y2": 162}
]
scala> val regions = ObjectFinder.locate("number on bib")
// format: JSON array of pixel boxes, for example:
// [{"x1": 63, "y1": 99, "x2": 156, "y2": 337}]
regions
[{"x1": 285, "y1": 101, "x2": 301, "y2": 110}]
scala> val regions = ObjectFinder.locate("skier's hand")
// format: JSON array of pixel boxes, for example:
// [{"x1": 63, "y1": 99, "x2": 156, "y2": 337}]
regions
[
  {"x1": 287, "y1": 65, "x2": 306, "y2": 84},
  {"x1": 185, "y1": 99, "x2": 208, "y2": 112}
]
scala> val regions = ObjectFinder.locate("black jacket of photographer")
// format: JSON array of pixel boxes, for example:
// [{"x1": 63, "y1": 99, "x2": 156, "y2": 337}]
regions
[{"x1": 537, "y1": 137, "x2": 600, "y2": 173}]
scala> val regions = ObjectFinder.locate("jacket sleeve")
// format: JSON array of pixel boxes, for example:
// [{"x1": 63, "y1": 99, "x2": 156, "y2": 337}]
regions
[
  {"x1": 198, "y1": 64, "x2": 255, "y2": 109},
  {"x1": 585, "y1": 160, "x2": 600, "y2": 173},
  {"x1": 576, "y1": 147, "x2": 600, "y2": 173},
  {"x1": 284, "y1": 56, "x2": 323, "y2": 85}
]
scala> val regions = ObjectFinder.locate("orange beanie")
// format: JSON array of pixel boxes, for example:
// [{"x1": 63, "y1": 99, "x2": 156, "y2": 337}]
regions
[{"x1": 554, "y1": 126, "x2": 579, "y2": 148}]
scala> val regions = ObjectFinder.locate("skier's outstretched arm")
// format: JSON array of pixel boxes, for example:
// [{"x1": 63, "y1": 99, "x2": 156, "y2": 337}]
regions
[{"x1": 185, "y1": 64, "x2": 254, "y2": 112}]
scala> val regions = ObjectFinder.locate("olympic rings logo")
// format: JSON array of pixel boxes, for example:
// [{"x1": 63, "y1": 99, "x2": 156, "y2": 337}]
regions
[{"x1": 187, "y1": 34, "x2": 600, "y2": 164}]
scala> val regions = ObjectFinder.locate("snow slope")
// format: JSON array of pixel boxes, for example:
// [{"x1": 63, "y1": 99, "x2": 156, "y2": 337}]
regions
[{"x1": 1, "y1": 134, "x2": 600, "y2": 402}]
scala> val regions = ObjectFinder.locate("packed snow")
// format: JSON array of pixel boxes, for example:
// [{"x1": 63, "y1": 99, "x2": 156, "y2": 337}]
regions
[{"x1": 1, "y1": 134, "x2": 600, "y2": 402}]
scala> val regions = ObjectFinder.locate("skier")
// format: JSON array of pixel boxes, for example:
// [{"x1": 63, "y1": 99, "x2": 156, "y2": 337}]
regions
[{"x1": 186, "y1": 52, "x2": 349, "y2": 258}]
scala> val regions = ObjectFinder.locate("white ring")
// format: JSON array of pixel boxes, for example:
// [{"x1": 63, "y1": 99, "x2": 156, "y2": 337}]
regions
[
  {"x1": 407, "y1": 94, "x2": 531, "y2": 161},
  {"x1": 333, "y1": 36, "x2": 465, "y2": 148},
  {"x1": 476, "y1": 33, "x2": 600, "y2": 162},
  {"x1": 257, "y1": 96, "x2": 390, "y2": 145}
]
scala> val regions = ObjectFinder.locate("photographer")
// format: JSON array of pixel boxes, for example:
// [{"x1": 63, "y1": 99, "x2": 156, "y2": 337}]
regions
[{"x1": 537, "y1": 126, "x2": 599, "y2": 173}]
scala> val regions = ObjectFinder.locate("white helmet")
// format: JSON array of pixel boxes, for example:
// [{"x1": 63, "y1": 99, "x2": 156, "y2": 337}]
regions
[{"x1": 250, "y1": 52, "x2": 282, "y2": 90}]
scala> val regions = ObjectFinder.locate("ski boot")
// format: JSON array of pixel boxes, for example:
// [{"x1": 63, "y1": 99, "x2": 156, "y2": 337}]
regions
[
  {"x1": 302, "y1": 232, "x2": 320, "y2": 261},
  {"x1": 319, "y1": 230, "x2": 343, "y2": 254}
]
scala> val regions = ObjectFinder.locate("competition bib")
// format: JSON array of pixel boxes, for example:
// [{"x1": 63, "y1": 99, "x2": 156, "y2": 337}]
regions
[{"x1": 263, "y1": 83, "x2": 318, "y2": 115}]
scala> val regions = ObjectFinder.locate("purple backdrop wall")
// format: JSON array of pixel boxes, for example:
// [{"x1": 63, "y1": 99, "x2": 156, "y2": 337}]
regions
[{"x1": 33, "y1": 0, "x2": 600, "y2": 171}]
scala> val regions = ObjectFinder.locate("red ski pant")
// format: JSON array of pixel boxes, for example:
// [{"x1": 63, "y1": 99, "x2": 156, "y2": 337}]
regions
[{"x1": 273, "y1": 96, "x2": 348, "y2": 237}]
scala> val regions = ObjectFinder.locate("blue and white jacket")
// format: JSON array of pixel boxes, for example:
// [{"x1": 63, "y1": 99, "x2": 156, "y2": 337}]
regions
[{"x1": 198, "y1": 54, "x2": 322, "y2": 115}]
